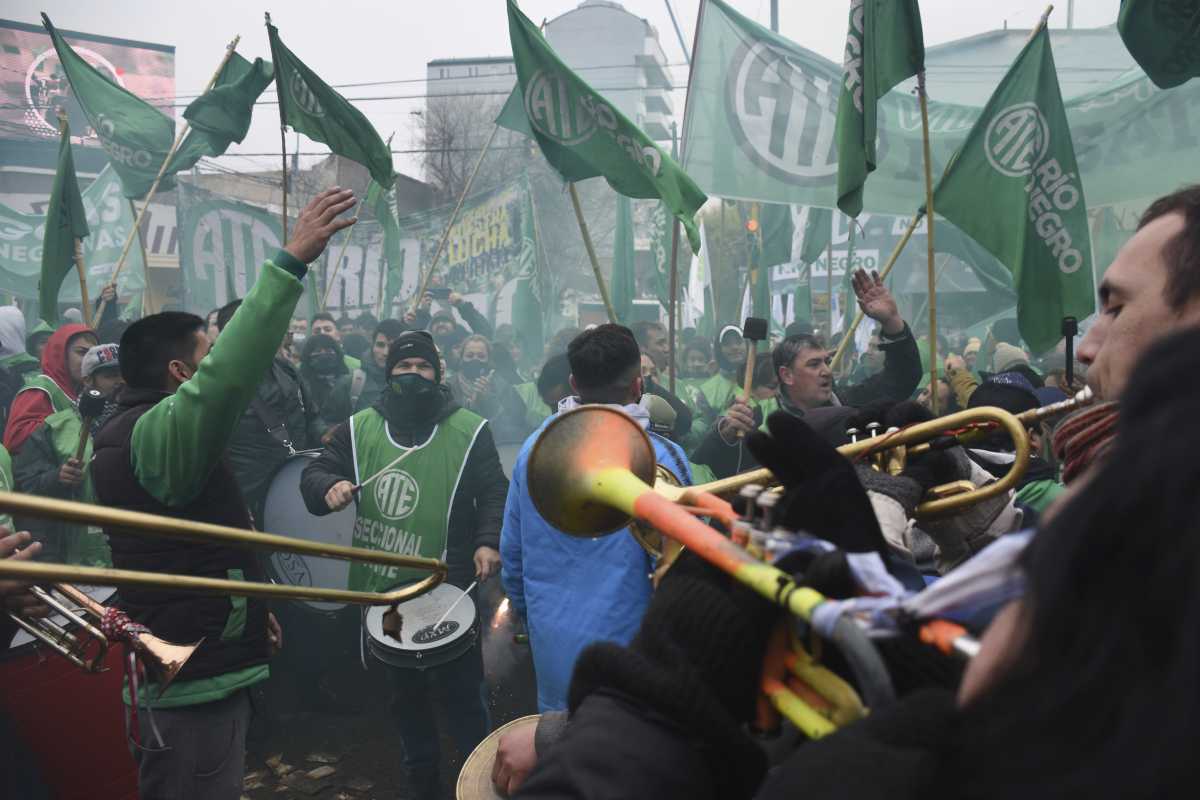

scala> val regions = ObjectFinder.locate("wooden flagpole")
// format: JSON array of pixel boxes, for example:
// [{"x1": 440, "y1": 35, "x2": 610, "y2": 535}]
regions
[
  {"x1": 829, "y1": 212, "x2": 922, "y2": 371},
  {"x1": 127, "y1": 199, "x2": 152, "y2": 315},
  {"x1": 320, "y1": 195, "x2": 366, "y2": 310},
  {"x1": 917, "y1": 68, "x2": 939, "y2": 414},
  {"x1": 410, "y1": 123, "x2": 500, "y2": 313},
  {"x1": 73, "y1": 239, "x2": 92, "y2": 329},
  {"x1": 569, "y1": 183, "x2": 617, "y2": 323},
  {"x1": 98, "y1": 34, "x2": 240, "y2": 322}
]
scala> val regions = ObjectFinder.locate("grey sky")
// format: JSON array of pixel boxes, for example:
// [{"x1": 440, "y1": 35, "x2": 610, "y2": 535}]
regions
[{"x1": 20, "y1": 0, "x2": 1120, "y2": 179}]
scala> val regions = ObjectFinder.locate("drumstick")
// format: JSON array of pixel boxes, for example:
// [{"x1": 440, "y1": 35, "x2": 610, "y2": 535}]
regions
[
  {"x1": 352, "y1": 446, "x2": 418, "y2": 495},
  {"x1": 432, "y1": 581, "x2": 477, "y2": 628}
]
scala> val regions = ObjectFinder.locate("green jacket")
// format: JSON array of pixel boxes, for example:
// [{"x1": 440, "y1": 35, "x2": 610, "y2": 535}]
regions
[{"x1": 515, "y1": 382, "x2": 553, "y2": 431}]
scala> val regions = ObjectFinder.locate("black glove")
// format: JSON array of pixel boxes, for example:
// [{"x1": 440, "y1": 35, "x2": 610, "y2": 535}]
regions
[{"x1": 746, "y1": 410, "x2": 887, "y2": 556}]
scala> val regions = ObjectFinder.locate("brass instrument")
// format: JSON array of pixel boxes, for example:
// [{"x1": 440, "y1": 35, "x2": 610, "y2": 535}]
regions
[
  {"x1": 0, "y1": 490, "x2": 448, "y2": 686},
  {"x1": 526, "y1": 406, "x2": 897, "y2": 736},
  {"x1": 663, "y1": 387, "x2": 1094, "y2": 518}
]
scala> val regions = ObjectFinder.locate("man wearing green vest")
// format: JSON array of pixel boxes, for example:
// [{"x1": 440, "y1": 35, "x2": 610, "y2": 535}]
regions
[
  {"x1": 2, "y1": 323, "x2": 96, "y2": 455},
  {"x1": 301, "y1": 329, "x2": 508, "y2": 800}
]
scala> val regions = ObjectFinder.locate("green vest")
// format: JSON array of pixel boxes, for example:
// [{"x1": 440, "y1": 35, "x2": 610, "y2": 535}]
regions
[
  {"x1": 348, "y1": 406, "x2": 485, "y2": 591},
  {"x1": 17, "y1": 373, "x2": 74, "y2": 415},
  {"x1": 514, "y1": 382, "x2": 552, "y2": 430},
  {"x1": 43, "y1": 408, "x2": 111, "y2": 566},
  {"x1": 0, "y1": 445, "x2": 12, "y2": 530}
]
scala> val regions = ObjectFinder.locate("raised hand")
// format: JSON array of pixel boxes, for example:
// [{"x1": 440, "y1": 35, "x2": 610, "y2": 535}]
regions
[
  {"x1": 283, "y1": 188, "x2": 357, "y2": 264},
  {"x1": 851, "y1": 269, "x2": 904, "y2": 335}
]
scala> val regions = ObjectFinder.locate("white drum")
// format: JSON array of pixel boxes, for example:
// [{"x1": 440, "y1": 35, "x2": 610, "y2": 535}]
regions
[
  {"x1": 262, "y1": 450, "x2": 357, "y2": 614},
  {"x1": 365, "y1": 583, "x2": 478, "y2": 669}
]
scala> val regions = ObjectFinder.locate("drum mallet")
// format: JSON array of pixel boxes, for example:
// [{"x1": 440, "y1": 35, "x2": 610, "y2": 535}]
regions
[
  {"x1": 74, "y1": 389, "x2": 107, "y2": 463},
  {"x1": 432, "y1": 581, "x2": 477, "y2": 628},
  {"x1": 738, "y1": 317, "x2": 769, "y2": 439}
]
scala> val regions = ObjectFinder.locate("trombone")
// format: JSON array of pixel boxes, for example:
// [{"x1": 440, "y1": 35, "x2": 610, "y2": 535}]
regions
[
  {"x1": 663, "y1": 387, "x2": 1094, "y2": 518},
  {"x1": 0, "y1": 490, "x2": 447, "y2": 689}
]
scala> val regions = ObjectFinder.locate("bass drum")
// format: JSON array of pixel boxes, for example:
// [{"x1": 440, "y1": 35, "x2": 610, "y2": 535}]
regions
[
  {"x1": 262, "y1": 450, "x2": 357, "y2": 614},
  {"x1": 365, "y1": 583, "x2": 478, "y2": 670},
  {"x1": 0, "y1": 586, "x2": 138, "y2": 800}
]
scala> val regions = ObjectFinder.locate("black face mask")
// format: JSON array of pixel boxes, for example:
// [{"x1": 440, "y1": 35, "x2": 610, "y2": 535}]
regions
[
  {"x1": 385, "y1": 372, "x2": 439, "y2": 423},
  {"x1": 459, "y1": 360, "x2": 489, "y2": 380},
  {"x1": 308, "y1": 353, "x2": 341, "y2": 375}
]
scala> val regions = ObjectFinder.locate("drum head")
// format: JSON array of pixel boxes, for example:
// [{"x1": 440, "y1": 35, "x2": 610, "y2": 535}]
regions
[
  {"x1": 262, "y1": 451, "x2": 357, "y2": 613},
  {"x1": 365, "y1": 583, "x2": 476, "y2": 653},
  {"x1": 456, "y1": 715, "x2": 541, "y2": 800},
  {"x1": 8, "y1": 585, "x2": 116, "y2": 651}
]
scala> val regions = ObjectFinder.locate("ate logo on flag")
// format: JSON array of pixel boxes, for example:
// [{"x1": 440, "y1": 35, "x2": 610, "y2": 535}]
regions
[
  {"x1": 524, "y1": 70, "x2": 596, "y2": 145},
  {"x1": 984, "y1": 103, "x2": 1050, "y2": 178},
  {"x1": 841, "y1": 0, "x2": 866, "y2": 114},
  {"x1": 726, "y1": 40, "x2": 839, "y2": 184},
  {"x1": 289, "y1": 72, "x2": 326, "y2": 118}
]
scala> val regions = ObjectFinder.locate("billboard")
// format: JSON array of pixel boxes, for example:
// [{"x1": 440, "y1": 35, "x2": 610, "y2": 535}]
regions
[{"x1": 0, "y1": 18, "x2": 175, "y2": 145}]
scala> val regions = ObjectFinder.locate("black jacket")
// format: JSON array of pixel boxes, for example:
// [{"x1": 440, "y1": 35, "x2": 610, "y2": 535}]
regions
[
  {"x1": 227, "y1": 356, "x2": 323, "y2": 520},
  {"x1": 298, "y1": 384, "x2": 509, "y2": 586},
  {"x1": 92, "y1": 388, "x2": 270, "y2": 682},
  {"x1": 692, "y1": 324, "x2": 922, "y2": 479},
  {"x1": 644, "y1": 379, "x2": 695, "y2": 445}
]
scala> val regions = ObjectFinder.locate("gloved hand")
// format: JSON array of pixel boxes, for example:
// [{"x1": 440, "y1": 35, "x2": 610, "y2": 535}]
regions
[
  {"x1": 746, "y1": 410, "x2": 887, "y2": 556},
  {"x1": 847, "y1": 400, "x2": 961, "y2": 496}
]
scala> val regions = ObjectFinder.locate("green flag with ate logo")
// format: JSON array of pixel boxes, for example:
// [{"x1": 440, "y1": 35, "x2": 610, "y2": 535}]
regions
[
  {"x1": 39, "y1": 118, "x2": 89, "y2": 324},
  {"x1": 933, "y1": 25, "x2": 1094, "y2": 354},
  {"x1": 267, "y1": 19, "x2": 396, "y2": 186},
  {"x1": 501, "y1": 0, "x2": 706, "y2": 253},
  {"x1": 834, "y1": 0, "x2": 925, "y2": 218},
  {"x1": 42, "y1": 14, "x2": 175, "y2": 199},
  {"x1": 1118, "y1": 0, "x2": 1200, "y2": 89}
]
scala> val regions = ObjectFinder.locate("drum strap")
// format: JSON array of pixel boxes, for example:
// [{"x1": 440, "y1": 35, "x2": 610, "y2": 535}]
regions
[{"x1": 250, "y1": 392, "x2": 297, "y2": 456}]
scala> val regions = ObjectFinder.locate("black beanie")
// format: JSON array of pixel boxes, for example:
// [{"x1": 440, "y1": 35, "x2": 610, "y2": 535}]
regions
[{"x1": 386, "y1": 330, "x2": 441, "y2": 382}]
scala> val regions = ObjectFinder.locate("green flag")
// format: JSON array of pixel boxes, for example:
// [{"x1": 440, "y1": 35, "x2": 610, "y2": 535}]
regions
[
  {"x1": 798, "y1": 207, "x2": 833, "y2": 266},
  {"x1": 648, "y1": 200, "x2": 673, "y2": 310},
  {"x1": 611, "y1": 194, "x2": 636, "y2": 323},
  {"x1": 184, "y1": 53, "x2": 274, "y2": 149},
  {"x1": 1118, "y1": 0, "x2": 1200, "y2": 89},
  {"x1": 501, "y1": 0, "x2": 706, "y2": 253},
  {"x1": 42, "y1": 14, "x2": 175, "y2": 199},
  {"x1": 267, "y1": 19, "x2": 396, "y2": 185},
  {"x1": 512, "y1": 178, "x2": 544, "y2": 359},
  {"x1": 758, "y1": 203, "x2": 794, "y2": 267},
  {"x1": 933, "y1": 25, "x2": 1094, "y2": 354},
  {"x1": 834, "y1": 0, "x2": 925, "y2": 218},
  {"x1": 40, "y1": 118, "x2": 90, "y2": 324},
  {"x1": 368, "y1": 179, "x2": 406, "y2": 315}
]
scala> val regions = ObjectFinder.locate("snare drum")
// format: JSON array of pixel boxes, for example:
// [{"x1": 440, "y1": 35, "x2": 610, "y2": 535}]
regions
[
  {"x1": 262, "y1": 450, "x2": 357, "y2": 614},
  {"x1": 0, "y1": 586, "x2": 138, "y2": 800},
  {"x1": 365, "y1": 582, "x2": 478, "y2": 669}
]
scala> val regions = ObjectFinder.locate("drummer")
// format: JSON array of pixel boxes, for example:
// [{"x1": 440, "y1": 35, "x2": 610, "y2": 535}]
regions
[{"x1": 300, "y1": 329, "x2": 508, "y2": 800}]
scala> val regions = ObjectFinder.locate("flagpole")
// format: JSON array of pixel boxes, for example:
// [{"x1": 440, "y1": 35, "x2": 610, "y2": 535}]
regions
[
  {"x1": 668, "y1": 219, "x2": 680, "y2": 393},
  {"x1": 410, "y1": 124, "x2": 500, "y2": 314},
  {"x1": 569, "y1": 183, "x2": 618, "y2": 323},
  {"x1": 98, "y1": 34, "x2": 240, "y2": 323},
  {"x1": 320, "y1": 195, "x2": 366, "y2": 310},
  {"x1": 73, "y1": 239, "x2": 92, "y2": 329},
  {"x1": 280, "y1": 124, "x2": 289, "y2": 243},
  {"x1": 917, "y1": 69, "x2": 939, "y2": 414},
  {"x1": 829, "y1": 211, "x2": 922, "y2": 371}
]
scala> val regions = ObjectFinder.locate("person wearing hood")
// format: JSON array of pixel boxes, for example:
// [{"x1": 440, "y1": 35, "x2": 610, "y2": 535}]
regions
[
  {"x1": 0, "y1": 307, "x2": 41, "y2": 431},
  {"x1": 299, "y1": 330, "x2": 508, "y2": 800},
  {"x1": 218, "y1": 299, "x2": 324, "y2": 524},
  {"x1": 13, "y1": 343, "x2": 121, "y2": 566},
  {"x1": 2, "y1": 323, "x2": 97, "y2": 455},
  {"x1": 500, "y1": 324, "x2": 694, "y2": 714},
  {"x1": 298, "y1": 333, "x2": 356, "y2": 427},
  {"x1": 25, "y1": 319, "x2": 53, "y2": 363},
  {"x1": 681, "y1": 324, "x2": 751, "y2": 448}
]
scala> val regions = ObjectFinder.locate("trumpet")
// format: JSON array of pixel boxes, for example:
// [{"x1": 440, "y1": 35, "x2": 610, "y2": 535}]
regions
[
  {"x1": 0, "y1": 490, "x2": 447, "y2": 685},
  {"x1": 665, "y1": 387, "x2": 1094, "y2": 518}
]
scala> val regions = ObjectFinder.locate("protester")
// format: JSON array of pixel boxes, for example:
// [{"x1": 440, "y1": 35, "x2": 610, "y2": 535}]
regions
[
  {"x1": 298, "y1": 333, "x2": 356, "y2": 427},
  {"x1": 0, "y1": 307, "x2": 40, "y2": 431},
  {"x1": 11, "y1": 343, "x2": 119, "y2": 566},
  {"x1": 917, "y1": 375, "x2": 958, "y2": 415},
  {"x1": 311, "y1": 311, "x2": 361, "y2": 370},
  {"x1": 25, "y1": 320, "x2": 52, "y2": 363},
  {"x1": 91, "y1": 186, "x2": 354, "y2": 800},
  {"x1": 300, "y1": 330, "x2": 508, "y2": 800},
  {"x1": 218, "y1": 299, "x2": 323, "y2": 523},
  {"x1": 2, "y1": 323, "x2": 96, "y2": 454},
  {"x1": 501, "y1": 324, "x2": 693, "y2": 712},
  {"x1": 357, "y1": 318, "x2": 408, "y2": 413},
  {"x1": 451, "y1": 334, "x2": 530, "y2": 444}
]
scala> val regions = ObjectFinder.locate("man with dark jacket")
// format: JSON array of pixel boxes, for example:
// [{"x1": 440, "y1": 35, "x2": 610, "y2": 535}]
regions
[
  {"x1": 91, "y1": 187, "x2": 356, "y2": 800},
  {"x1": 217, "y1": 299, "x2": 324, "y2": 523},
  {"x1": 299, "y1": 330, "x2": 508, "y2": 800},
  {"x1": 696, "y1": 269, "x2": 921, "y2": 479}
]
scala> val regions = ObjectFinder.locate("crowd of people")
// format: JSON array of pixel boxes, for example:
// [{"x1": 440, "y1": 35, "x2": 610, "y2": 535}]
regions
[{"x1": 0, "y1": 182, "x2": 1197, "y2": 799}]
